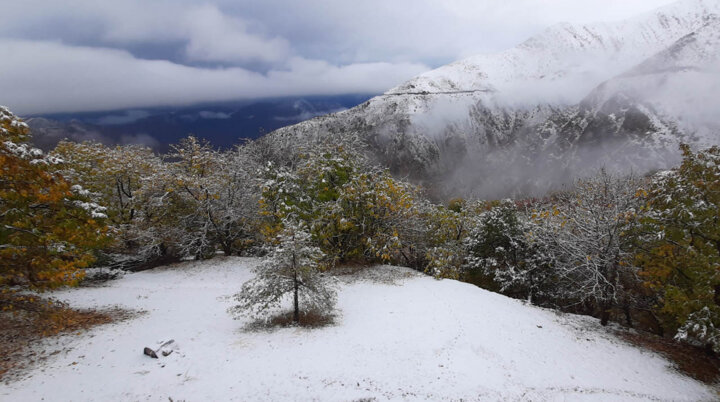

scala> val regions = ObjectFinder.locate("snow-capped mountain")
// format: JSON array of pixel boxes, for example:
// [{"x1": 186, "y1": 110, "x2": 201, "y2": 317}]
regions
[
  {"x1": 266, "y1": 0, "x2": 720, "y2": 199},
  {"x1": 392, "y1": 0, "x2": 719, "y2": 101}
]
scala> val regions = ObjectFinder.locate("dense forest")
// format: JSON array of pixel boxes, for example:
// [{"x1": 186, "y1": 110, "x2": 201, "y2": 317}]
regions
[{"x1": 3, "y1": 104, "x2": 720, "y2": 353}]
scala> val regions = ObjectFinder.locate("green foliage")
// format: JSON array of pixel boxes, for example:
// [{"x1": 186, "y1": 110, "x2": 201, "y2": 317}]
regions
[
  {"x1": 636, "y1": 144, "x2": 720, "y2": 350},
  {"x1": 51, "y1": 140, "x2": 183, "y2": 260},
  {"x1": 464, "y1": 200, "x2": 553, "y2": 300},
  {"x1": 447, "y1": 198, "x2": 465, "y2": 213},
  {"x1": 51, "y1": 141, "x2": 162, "y2": 225},
  {"x1": 466, "y1": 200, "x2": 524, "y2": 270},
  {"x1": 321, "y1": 170, "x2": 418, "y2": 264},
  {"x1": 420, "y1": 202, "x2": 468, "y2": 279},
  {"x1": 52, "y1": 136, "x2": 261, "y2": 262},
  {"x1": 259, "y1": 145, "x2": 419, "y2": 266}
]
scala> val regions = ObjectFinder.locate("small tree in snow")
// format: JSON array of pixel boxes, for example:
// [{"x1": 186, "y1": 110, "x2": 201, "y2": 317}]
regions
[{"x1": 230, "y1": 220, "x2": 336, "y2": 325}]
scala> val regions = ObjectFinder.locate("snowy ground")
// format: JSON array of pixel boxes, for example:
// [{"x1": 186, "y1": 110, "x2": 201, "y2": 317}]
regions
[{"x1": 0, "y1": 257, "x2": 715, "y2": 401}]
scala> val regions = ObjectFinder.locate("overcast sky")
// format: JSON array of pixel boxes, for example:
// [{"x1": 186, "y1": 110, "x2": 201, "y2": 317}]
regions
[{"x1": 0, "y1": 0, "x2": 677, "y2": 115}]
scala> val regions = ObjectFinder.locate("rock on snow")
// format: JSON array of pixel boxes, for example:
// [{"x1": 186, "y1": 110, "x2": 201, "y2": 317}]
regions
[{"x1": 0, "y1": 257, "x2": 714, "y2": 401}]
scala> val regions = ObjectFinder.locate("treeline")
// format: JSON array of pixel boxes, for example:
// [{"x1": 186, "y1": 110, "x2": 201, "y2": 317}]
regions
[
  {"x1": 461, "y1": 145, "x2": 720, "y2": 353},
  {"x1": 2, "y1": 105, "x2": 720, "y2": 352}
]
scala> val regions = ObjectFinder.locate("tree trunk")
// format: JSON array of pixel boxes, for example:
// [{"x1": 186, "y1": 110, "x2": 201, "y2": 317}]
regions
[
  {"x1": 293, "y1": 251, "x2": 299, "y2": 324},
  {"x1": 600, "y1": 302, "x2": 611, "y2": 326},
  {"x1": 399, "y1": 249, "x2": 411, "y2": 268},
  {"x1": 649, "y1": 311, "x2": 664, "y2": 337},
  {"x1": 623, "y1": 304, "x2": 633, "y2": 328},
  {"x1": 600, "y1": 310, "x2": 610, "y2": 327},
  {"x1": 293, "y1": 282, "x2": 299, "y2": 323},
  {"x1": 600, "y1": 310, "x2": 610, "y2": 326}
]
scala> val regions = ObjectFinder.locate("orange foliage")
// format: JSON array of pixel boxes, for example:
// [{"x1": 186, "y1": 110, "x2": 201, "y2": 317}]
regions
[{"x1": 1, "y1": 107, "x2": 109, "y2": 290}]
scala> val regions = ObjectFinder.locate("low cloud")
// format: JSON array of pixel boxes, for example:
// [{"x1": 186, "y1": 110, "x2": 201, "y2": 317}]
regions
[
  {"x1": 95, "y1": 110, "x2": 151, "y2": 125},
  {"x1": 274, "y1": 108, "x2": 348, "y2": 122},
  {"x1": 198, "y1": 111, "x2": 232, "y2": 119},
  {"x1": 0, "y1": 39, "x2": 428, "y2": 115},
  {"x1": 119, "y1": 133, "x2": 160, "y2": 149}
]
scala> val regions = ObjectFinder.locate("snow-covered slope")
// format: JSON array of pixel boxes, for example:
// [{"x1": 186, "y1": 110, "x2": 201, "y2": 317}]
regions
[
  {"x1": 266, "y1": 0, "x2": 720, "y2": 199},
  {"x1": 0, "y1": 258, "x2": 714, "y2": 401}
]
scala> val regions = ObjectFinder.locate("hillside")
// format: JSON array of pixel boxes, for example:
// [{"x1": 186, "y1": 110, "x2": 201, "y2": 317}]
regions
[{"x1": 0, "y1": 258, "x2": 713, "y2": 401}]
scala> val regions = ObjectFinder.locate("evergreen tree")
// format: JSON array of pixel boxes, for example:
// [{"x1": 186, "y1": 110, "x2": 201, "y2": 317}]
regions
[
  {"x1": 230, "y1": 219, "x2": 335, "y2": 324},
  {"x1": 465, "y1": 200, "x2": 554, "y2": 302}
]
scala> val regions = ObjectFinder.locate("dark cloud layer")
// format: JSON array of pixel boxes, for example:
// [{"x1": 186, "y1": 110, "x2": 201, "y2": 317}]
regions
[{"x1": 0, "y1": 0, "x2": 676, "y2": 114}]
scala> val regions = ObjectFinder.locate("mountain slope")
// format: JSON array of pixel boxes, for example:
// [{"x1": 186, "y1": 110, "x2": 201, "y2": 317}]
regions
[
  {"x1": 266, "y1": 0, "x2": 720, "y2": 199},
  {"x1": 0, "y1": 258, "x2": 713, "y2": 401},
  {"x1": 538, "y1": 16, "x2": 720, "y2": 176},
  {"x1": 579, "y1": 16, "x2": 720, "y2": 140}
]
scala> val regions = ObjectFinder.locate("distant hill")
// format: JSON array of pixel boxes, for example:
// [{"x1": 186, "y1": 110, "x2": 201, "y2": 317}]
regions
[{"x1": 25, "y1": 94, "x2": 374, "y2": 152}]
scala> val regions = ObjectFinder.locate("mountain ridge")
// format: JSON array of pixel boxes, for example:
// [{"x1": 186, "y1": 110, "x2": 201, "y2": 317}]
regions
[{"x1": 265, "y1": 0, "x2": 720, "y2": 199}]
